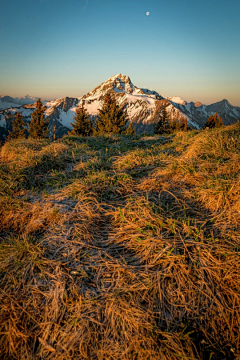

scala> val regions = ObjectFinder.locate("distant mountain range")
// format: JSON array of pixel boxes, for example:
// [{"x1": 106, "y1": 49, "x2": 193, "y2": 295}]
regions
[
  {"x1": 0, "y1": 74, "x2": 239, "y2": 140},
  {"x1": 0, "y1": 95, "x2": 49, "y2": 111}
]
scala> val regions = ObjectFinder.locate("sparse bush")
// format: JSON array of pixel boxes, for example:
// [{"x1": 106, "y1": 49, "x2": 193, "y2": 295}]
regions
[
  {"x1": 169, "y1": 117, "x2": 189, "y2": 132},
  {"x1": 204, "y1": 112, "x2": 223, "y2": 128}
]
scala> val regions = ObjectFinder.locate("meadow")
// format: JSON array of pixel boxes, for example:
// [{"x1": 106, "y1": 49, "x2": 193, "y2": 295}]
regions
[{"x1": 0, "y1": 124, "x2": 240, "y2": 359}]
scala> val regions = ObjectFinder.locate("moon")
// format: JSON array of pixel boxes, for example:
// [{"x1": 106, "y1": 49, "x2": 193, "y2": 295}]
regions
[{"x1": 146, "y1": 11, "x2": 150, "y2": 16}]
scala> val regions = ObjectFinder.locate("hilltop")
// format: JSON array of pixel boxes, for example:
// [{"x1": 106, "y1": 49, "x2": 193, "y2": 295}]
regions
[{"x1": 0, "y1": 124, "x2": 240, "y2": 359}]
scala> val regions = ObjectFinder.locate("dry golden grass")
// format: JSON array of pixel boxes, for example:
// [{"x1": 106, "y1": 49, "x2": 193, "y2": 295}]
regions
[{"x1": 0, "y1": 126, "x2": 240, "y2": 359}]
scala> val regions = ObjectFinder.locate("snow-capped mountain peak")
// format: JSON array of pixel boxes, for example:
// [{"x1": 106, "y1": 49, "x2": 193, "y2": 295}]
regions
[
  {"x1": 80, "y1": 74, "x2": 165, "y2": 124},
  {"x1": 85, "y1": 74, "x2": 136, "y2": 98}
]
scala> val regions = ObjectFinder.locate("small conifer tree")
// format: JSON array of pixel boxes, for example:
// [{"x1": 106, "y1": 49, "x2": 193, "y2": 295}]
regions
[
  {"x1": 7, "y1": 112, "x2": 26, "y2": 140},
  {"x1": 70, "y1": 105, "x2": 93, "y2": 136},
  {"x1": 153, "y1": 104, "x2": 170, "y2": 135},
  {"x1": 94, "y1": 92, "x2": 133, "y2": 135},
  {"x1": 204, "y1": 112, "x2": 223, "y2": 128},
  {"x1": 29, "y1": 99, "x2": 49, "y2": 139}
]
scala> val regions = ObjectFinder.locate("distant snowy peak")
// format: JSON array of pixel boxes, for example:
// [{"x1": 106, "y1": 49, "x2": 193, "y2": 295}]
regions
[
  {"x1": 0, "y1": 95, "x2": 17, "y2": 102},
  {"x1": 0, "y1": 94, "x2": 49, "y2": 110},
  {"x1": 167, "y1": 96, "x2": 187, "y2": 106},
  {"x1": 0, "y1": 95, "x2": 21, "y2": 111},
  {"x1": 15, "y1": 95, "x2": 49, "y2": 105},
  {"x1": 15, "y1": 95, "x2": 38, "y2": 104},
  {"x1": 166, "y1": 97, "x2": 240, "y2": 128}
]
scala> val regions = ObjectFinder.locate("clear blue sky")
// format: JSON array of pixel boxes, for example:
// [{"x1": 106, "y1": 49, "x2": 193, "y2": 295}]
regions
[{"x1": 0, "y1": 0, "x2": 239, "y2": 105}]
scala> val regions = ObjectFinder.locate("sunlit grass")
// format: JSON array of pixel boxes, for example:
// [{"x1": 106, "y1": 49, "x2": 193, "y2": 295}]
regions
[{"x1": 0, "y1": 125, "x2": 240, "y2": 359}]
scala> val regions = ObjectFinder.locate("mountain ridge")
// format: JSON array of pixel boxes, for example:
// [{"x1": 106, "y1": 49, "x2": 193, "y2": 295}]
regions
[
  {"x1": 0, "y1": 74, "x2": 239, "y2": 139},
  {"x1": 0, "y1": 95, "x2": 49, "y2": 111}
]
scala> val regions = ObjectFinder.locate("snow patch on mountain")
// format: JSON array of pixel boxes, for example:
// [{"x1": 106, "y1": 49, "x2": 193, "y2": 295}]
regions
[
  {"x1": 167, "y1": 96, "x2": 187, "y2": 106},
  {"x1": 57, "y1": 108, "x2": 78, "y2": 128}
]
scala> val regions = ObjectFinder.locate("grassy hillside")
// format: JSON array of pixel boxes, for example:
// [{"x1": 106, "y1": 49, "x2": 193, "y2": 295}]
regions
[{"x1": 0, "y1": 124, "x2": 240, "y2": 360}]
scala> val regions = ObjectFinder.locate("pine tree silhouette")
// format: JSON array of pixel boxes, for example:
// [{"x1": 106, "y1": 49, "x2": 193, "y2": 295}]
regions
[
  {"x1": 29, "y1": 99, "x2": 49, "y2": 139},
  {"x1": 153, "y1": 104, "x2": 170, "y2": 134},
  {"x1": 70, "y1": 105, "x2": 93, "y2": 136},
  {"x1": 7, "y1": 112, "x2": 26, "y2": 140},
  {"x1": 204, "y1": 112, "x2": 223, "y2": 128},
  {"x1": 94, "y1": 92, "x2": 133, "y2": 135}
]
